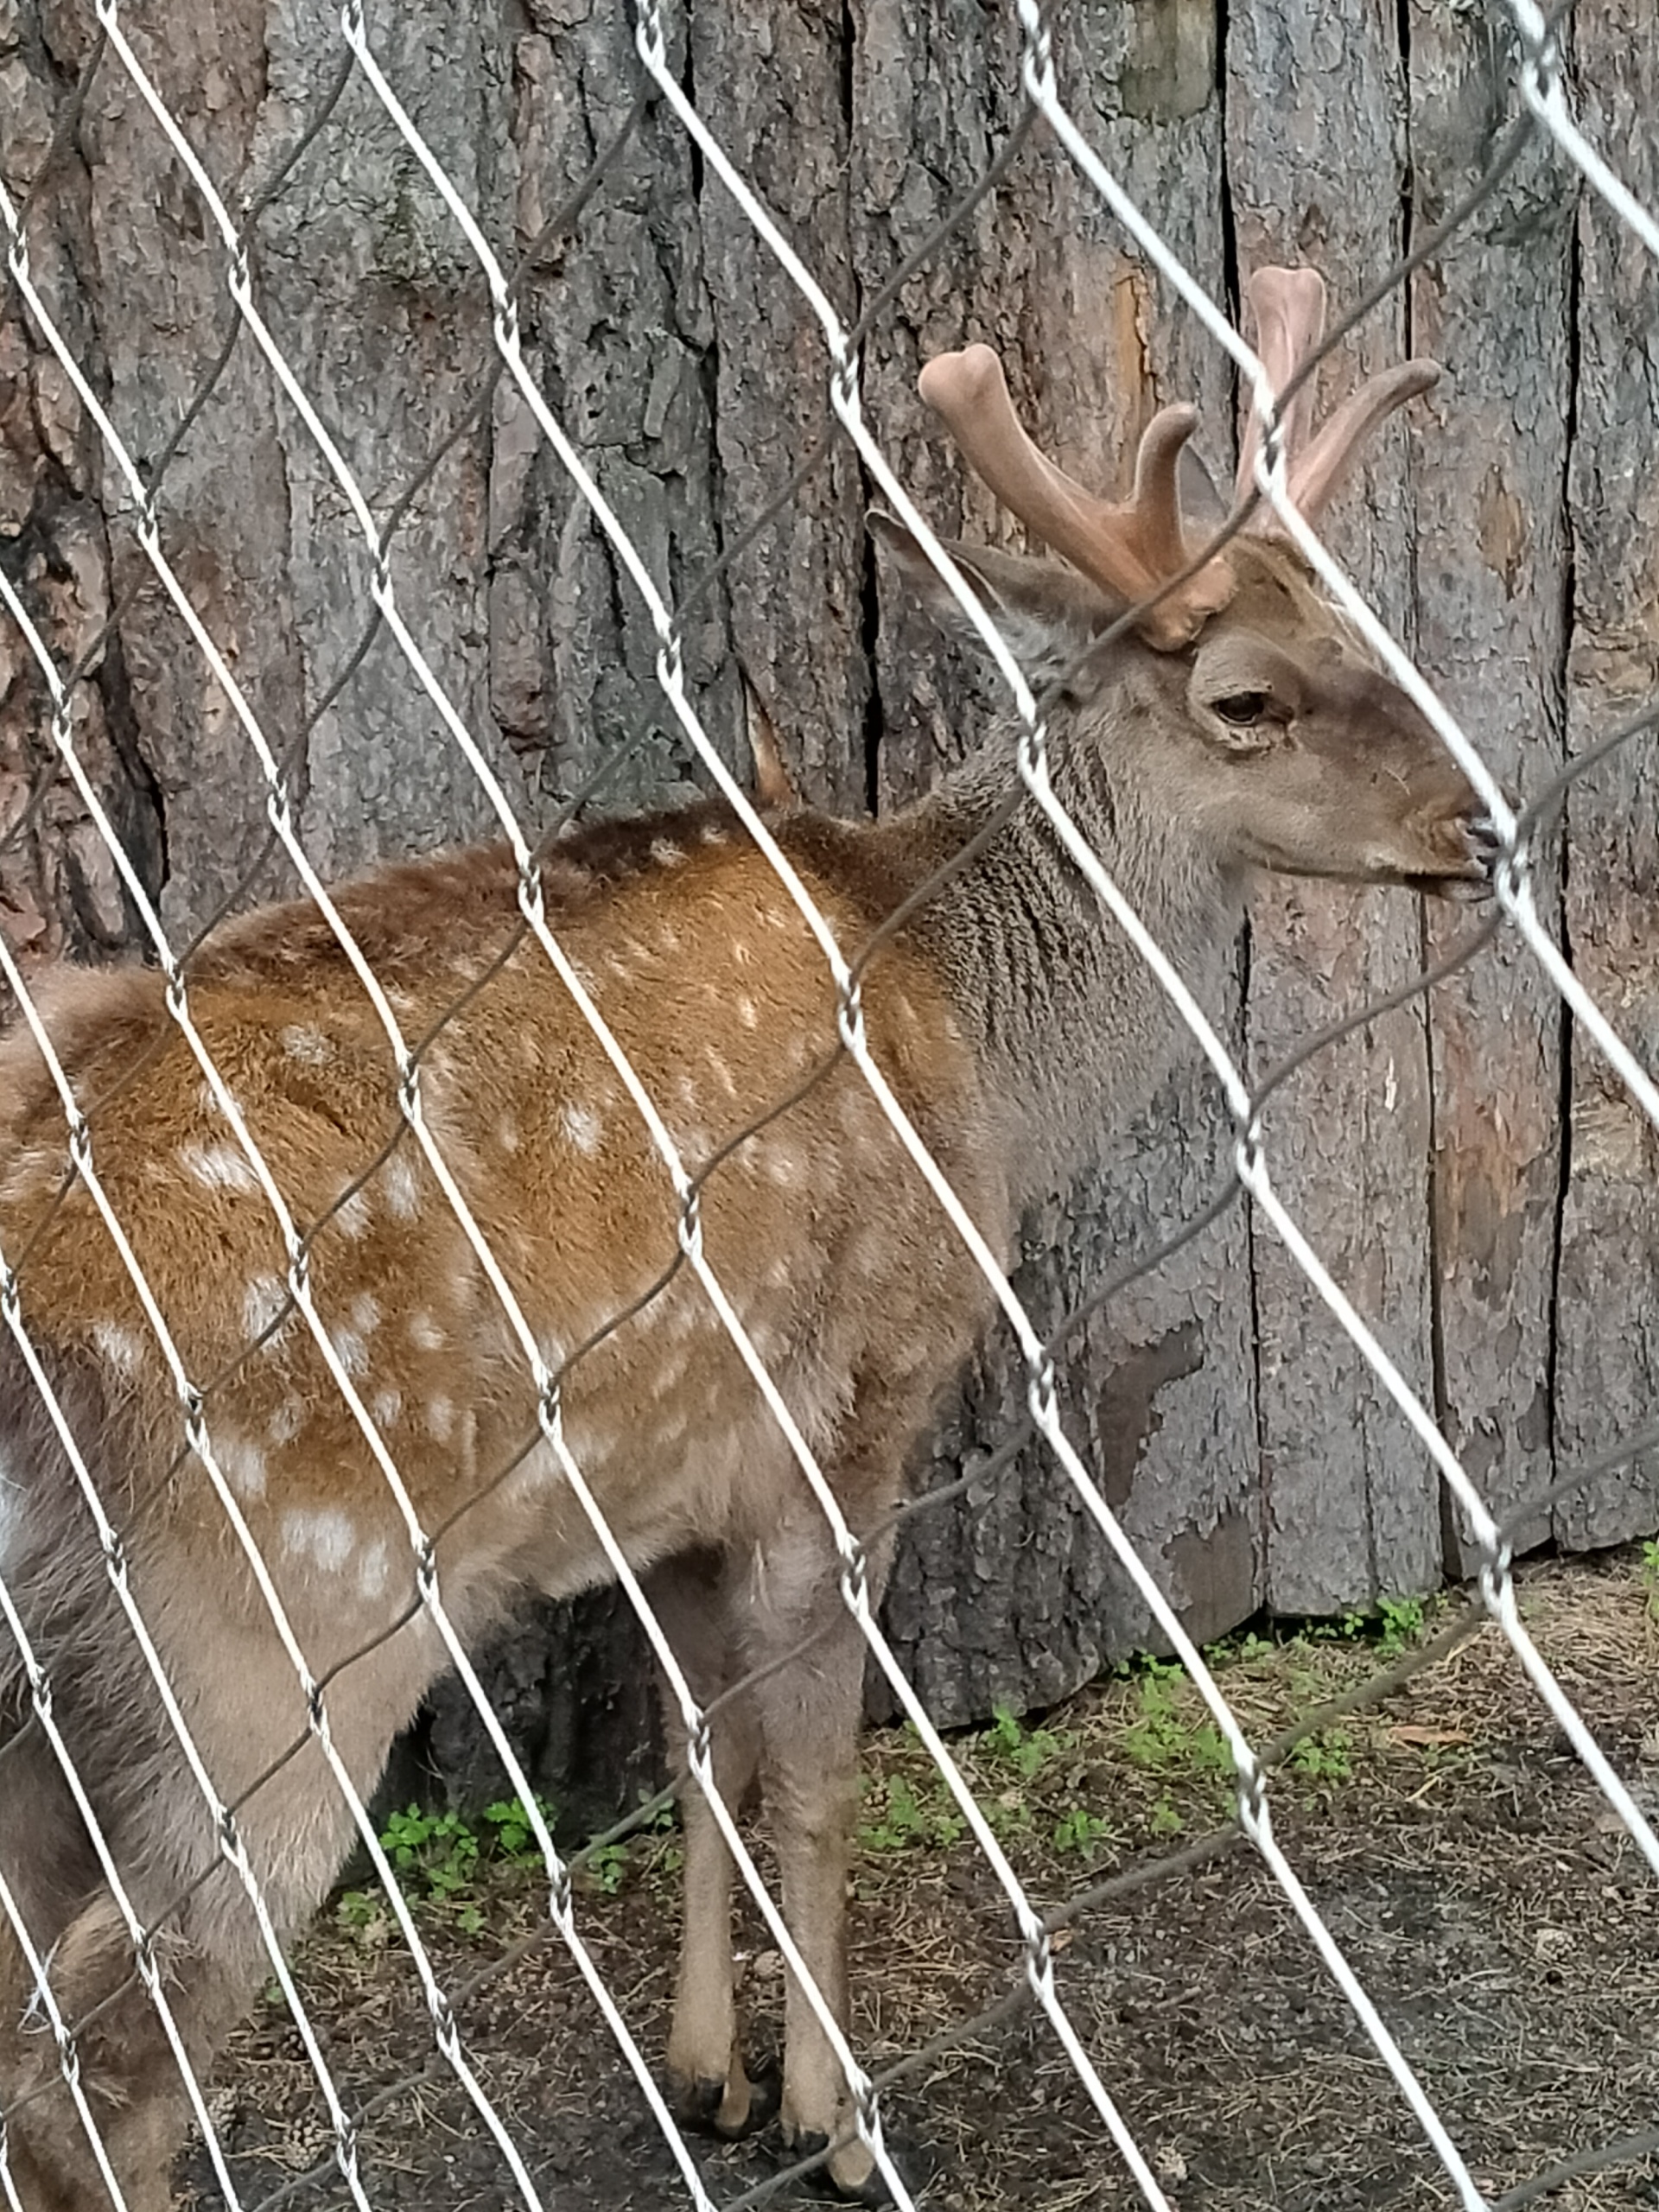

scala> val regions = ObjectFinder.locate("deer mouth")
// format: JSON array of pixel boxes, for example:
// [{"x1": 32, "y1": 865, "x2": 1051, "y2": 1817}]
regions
[{"x1": 1414, "y1": 811, "x2": 1501, "y2": 901}]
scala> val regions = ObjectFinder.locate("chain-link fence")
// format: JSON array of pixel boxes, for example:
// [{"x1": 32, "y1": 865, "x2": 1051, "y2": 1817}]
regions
[{"x1": 1, "y1": 2, "x2": 1656, "y2": 2207}]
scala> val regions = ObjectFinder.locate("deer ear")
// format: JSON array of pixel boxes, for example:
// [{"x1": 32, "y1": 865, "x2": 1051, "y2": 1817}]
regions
[{"x1": 867, "y1": 508, "x2": 1115, "y2": 683}]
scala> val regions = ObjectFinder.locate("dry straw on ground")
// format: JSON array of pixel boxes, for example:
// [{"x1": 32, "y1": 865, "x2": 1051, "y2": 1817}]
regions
[{"x1": 181, "y1": 1547, "x2": 1659, "y2": 2211}]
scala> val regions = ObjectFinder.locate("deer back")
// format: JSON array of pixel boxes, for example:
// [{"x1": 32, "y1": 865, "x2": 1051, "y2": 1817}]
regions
[{"x1": 0, "y1": 811, "x2": 1007, "y2": 1681}]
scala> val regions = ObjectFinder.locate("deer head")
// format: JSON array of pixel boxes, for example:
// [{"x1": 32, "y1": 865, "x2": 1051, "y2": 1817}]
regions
[{"x1": 873, "y1": 265, "x2": 1494, "y2": 902}]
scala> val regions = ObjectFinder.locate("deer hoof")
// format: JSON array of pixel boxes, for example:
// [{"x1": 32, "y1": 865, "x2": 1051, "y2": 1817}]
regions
[
  {"x1": 714, "y1": 2057, "x2": 780, "y2": 2140},
  {"x1": 671, "y1": 2056, "x2": 779, "y2": 2140},
  {"x1": 783, "y1": 2126, "x2": 893, "y2": 2205},
  {"x1": 673, "y1": 2073, "x2": 728, "y2": 2128}
]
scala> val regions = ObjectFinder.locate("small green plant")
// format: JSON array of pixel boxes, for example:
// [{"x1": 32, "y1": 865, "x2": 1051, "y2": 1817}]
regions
[
  {"x1": 480, "y1": 1795, "x2": 557, "y2": 1862},
  {"x1": 1287, "y1": 1728, "x2": 1354, "y2": 1788},
  {"x1": 335, "y1": 1792, "x2": 562, "y2": 1937},
  {"x1": 859, "y1": 1772, "x2": 966, "y2": 1853},
  {"x1": 1641, "y1": 1539, "x2": 1659, "y2": 1621},
  {"x1": 1051, "y1": 1803, "x2": 1113, "y2": 1856},
  {"x1": 582, "y1": 1840, "x2": 632, "y2": 1895},
  {"x1": 1120, "y1": 1660, "x2": 1230, "y2": 1781},
  {"x1": 984, "y1": 1703, "x2": 1073, "y2": 1781},
  {"x1": 1147, "y1": 1791, "x2": 1184, "y2": 1837},
  {"x1": 381, "y1": 1804, "x2": 480, "y2": 1902},
  {"x1": 1376, "y1": 1595, "x2": 1426, "y2": 1657}
]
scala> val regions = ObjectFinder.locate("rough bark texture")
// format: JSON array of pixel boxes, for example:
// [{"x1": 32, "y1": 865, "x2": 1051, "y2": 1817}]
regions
[{"x1": 0, "y1": 1, "x2": 1654, "y2": 1819}]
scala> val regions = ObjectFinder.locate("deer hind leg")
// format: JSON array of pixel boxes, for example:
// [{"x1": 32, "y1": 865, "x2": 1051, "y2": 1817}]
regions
[
  {"x1": 0, "y1": 1701, "x2": 252, "y2": 2212},
  {"x1": 647, "y1": 1548, "x2": 771, "y2": 2139},
  {"x1": 0, "y1": 1609, "x2": 436, "y2": 2212}
]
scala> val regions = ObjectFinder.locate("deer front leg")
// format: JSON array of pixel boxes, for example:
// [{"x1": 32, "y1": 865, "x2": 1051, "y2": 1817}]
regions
[
  {"x1": 746, "y1": 1521, "x2": 894, "y2": 2203},
  {"x1": 647, "y1": 1551, "x2": 770, "y2": 2139}
]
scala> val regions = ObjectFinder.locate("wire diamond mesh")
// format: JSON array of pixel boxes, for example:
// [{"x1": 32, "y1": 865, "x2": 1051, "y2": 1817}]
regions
[{"x1": 0, "y1": 3, "x2": 1656, "y2": 2209}]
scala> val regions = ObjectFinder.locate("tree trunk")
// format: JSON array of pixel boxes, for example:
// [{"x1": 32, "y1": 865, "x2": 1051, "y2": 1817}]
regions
[{"x1": 1, "y1": 0, "x2": 1652, "y2": 1819}]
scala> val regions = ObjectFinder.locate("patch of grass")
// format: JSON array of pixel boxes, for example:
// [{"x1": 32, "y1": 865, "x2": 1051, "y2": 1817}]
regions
[
  {"x1": 860, "y1": 1771, "x2": 967, "y2": 1854},
  {"x1": 1641, "y1": 1538, "x2": 1659, "y2": 1622},
  {"x1": 1286, "y1": 1727, "x2": 1355, "y2": 1789},
  {"x1": 336, "y1": 1793, "x2": 562, "y2": 1937},
  {"x1": 984, "y1": 1703, "x2": 1074, "y2": 1783},
  {"x1": 1118, "y1": 1659, "x2": 1231, "y2": 1783}
]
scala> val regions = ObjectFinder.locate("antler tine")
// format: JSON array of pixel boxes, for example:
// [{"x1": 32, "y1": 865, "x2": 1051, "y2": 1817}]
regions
[
  {"x1": 1287, "y1": 358, "x2": 1442, "y2": 521},
  {"x1": 918, "y1": 344, "x2": 1232, "y2": 651},
  {"x1": 1236, "y1": 266, "x2": 1327, "y2": 512},
  {"x1": 1238, "y1": 264, "x2": 1442, "y2": 531}
]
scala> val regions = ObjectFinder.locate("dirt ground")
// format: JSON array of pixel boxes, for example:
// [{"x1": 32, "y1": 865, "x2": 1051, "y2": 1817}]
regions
[{"x1": 177, "y1": 1548, "x2": 1659, "y2": 2212}]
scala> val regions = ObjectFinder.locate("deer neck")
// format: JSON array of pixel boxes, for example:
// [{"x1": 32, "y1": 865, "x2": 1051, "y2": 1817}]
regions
[{"x1": 883, "y1": 710, "x2": 1245, "y2": 1205}]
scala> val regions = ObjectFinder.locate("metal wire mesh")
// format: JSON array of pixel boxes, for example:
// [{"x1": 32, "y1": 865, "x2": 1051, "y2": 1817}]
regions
[{"x1": 0, "y1": 2, "x2": 1656, "y2": 2208}]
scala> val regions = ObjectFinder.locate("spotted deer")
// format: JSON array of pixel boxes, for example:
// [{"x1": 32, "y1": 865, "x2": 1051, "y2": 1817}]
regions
[{"x1": 0, "y1": 268, "x2": 1491, "y2": 2209}]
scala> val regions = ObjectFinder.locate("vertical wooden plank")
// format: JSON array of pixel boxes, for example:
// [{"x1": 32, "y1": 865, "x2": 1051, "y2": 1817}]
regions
[
  {"x1": 1226, "y1": 0, "x2": 1444, "y2": 1612},
  {"x1": 855, "y1": 0, "x2": 1264, "y2": 1719},
  {"x1": 1408, "y1": 4, "x2": 1571, "y2": 1556},
  {"x1": 1552, "y1": 3, "x2": 1659, "y2": 1547}
]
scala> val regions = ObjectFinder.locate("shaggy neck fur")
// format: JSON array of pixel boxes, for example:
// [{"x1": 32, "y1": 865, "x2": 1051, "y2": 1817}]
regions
[{"x1": 878, "y1": 660, "x2": 1245, "y2": 1204}]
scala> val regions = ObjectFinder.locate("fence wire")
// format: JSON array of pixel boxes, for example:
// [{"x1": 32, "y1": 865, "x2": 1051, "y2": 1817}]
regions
[{"x1": 0, "y1": 2, "x2": 1656, "y2": 2209}]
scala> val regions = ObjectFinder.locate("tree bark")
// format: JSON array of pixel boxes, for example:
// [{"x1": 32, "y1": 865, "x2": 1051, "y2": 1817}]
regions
[{"x1": 0, "y1": 0, "x2": 1653, "y2": 1815}]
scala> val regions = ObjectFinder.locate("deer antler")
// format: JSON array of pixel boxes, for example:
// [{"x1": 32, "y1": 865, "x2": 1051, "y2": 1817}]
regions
[
  {"x1": 1237, "y1": 266, "x2": 1442, "y2": 527},
  {"x1": 917, "y1": 343, "x2": 1235, "y2": 652}
]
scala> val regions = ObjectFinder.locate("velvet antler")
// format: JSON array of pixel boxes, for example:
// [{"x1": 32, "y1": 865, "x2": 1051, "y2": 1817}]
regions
[
  {"x1": 1236, "y1": 266, "x2": 1442, "y2": 527},
  {"x1": 917, "y1": 344, "x2": 1235, "y2": 652}
]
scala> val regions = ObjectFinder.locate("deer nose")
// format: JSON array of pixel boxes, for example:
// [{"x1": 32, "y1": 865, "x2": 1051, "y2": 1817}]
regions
[{"x1": 1464, "y1": 811, "x2": 1503, "y2": 879}]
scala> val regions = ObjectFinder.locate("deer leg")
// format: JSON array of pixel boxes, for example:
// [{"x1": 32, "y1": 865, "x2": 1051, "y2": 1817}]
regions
[
  {"x1": 647, "y1": 1550, "x2": 770, "y2": 2139},
  {"x1": 745, "y1": 1518, "x2": 895, "y2": 2203},
  {"x1": 0, "y1": 1604, "x2": 435, "y2": 2212}
]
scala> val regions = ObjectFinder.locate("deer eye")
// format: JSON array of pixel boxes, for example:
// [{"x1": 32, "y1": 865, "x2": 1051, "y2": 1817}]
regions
[{"x1": 1212, "y1": 690, "x2": 1270, "y2": 727}]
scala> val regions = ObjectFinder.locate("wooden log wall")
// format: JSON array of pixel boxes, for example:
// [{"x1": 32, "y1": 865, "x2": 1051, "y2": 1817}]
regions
[{"x1": 0, "y1": 2, "x2": 1654, "y2": 1811}]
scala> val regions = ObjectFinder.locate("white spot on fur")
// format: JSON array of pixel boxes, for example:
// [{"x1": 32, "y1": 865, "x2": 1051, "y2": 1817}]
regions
[
  {"x1": 334, "y1": 1191, "x2": 372, "y2": 1242},
  {"x1": 198, "y1": 1081, "x2": 225, "y2": 1119},
  {"x1": 425, "y1": 1396, "x2": 454, "y2": 1443},
  {"x1": 350, "y1": 1293, "x2": 382, "y2": 1338},
  {"x1": 497, "y1": 1115, "x2": 520, "y2": 1154},
  {"x1": 409, "y1": 1312, "x2": 444, "y2": 1351},
  {"x1": 269, "y1": 1402, "x2": 303, "y2": 1446},
  {"x1": 651, "y1": 838, "x2": 684, "y2": 868},
  {"x1": 562, "y1": 1102, "x2": 602, "y2": 1157},
  {"x1": 244, "y1": 1275, "x2": 288, "y2": 1342},
  {"x1": 737, "y1": 995, "x2": 759, "y2": 1029},
  {"x1": 765, "y1": 1152, "x2": 801, "y2": 1190},
  {"x1": 283, "y1": 1506, "x2": 355, "y2": 1573},
  {"x1": 89, "y1": 1320, "x2": 143, "y2": 1380},
  {"x1": 699, "y1": 821, "x2": 727, "y2": 845},
  {"x1": 181, "y1": 1142, "x2": 259, "y2": 1195},
  {"x1": 731, "y1": 939, "x2": 753, "y2": 969},
  {"x1": 217, "y1": 1433, "x2": 267, "y2": 1501},
  {"x1": 706, "y1": 1052, "x2": 737, "y2": 1098},
  {"x1": 372, "y1": 1386, "x2": 403, "y2": 1430},
  {"x1": 328, "y1": 1325, "x2": 369, "y2": 1378},
  {"x1": 657, "y1": 925, "x2": 683, "y2": 954},
  {"x1": 282, "y1": 1025, "x2": 331, "y2": 1065},
  {"x1": 383, "y1": 1155, "x2": 420, "y2": 1221},
  {"x1": 357, "y1": 1539, "x2": 391, "y2": 1600}
]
